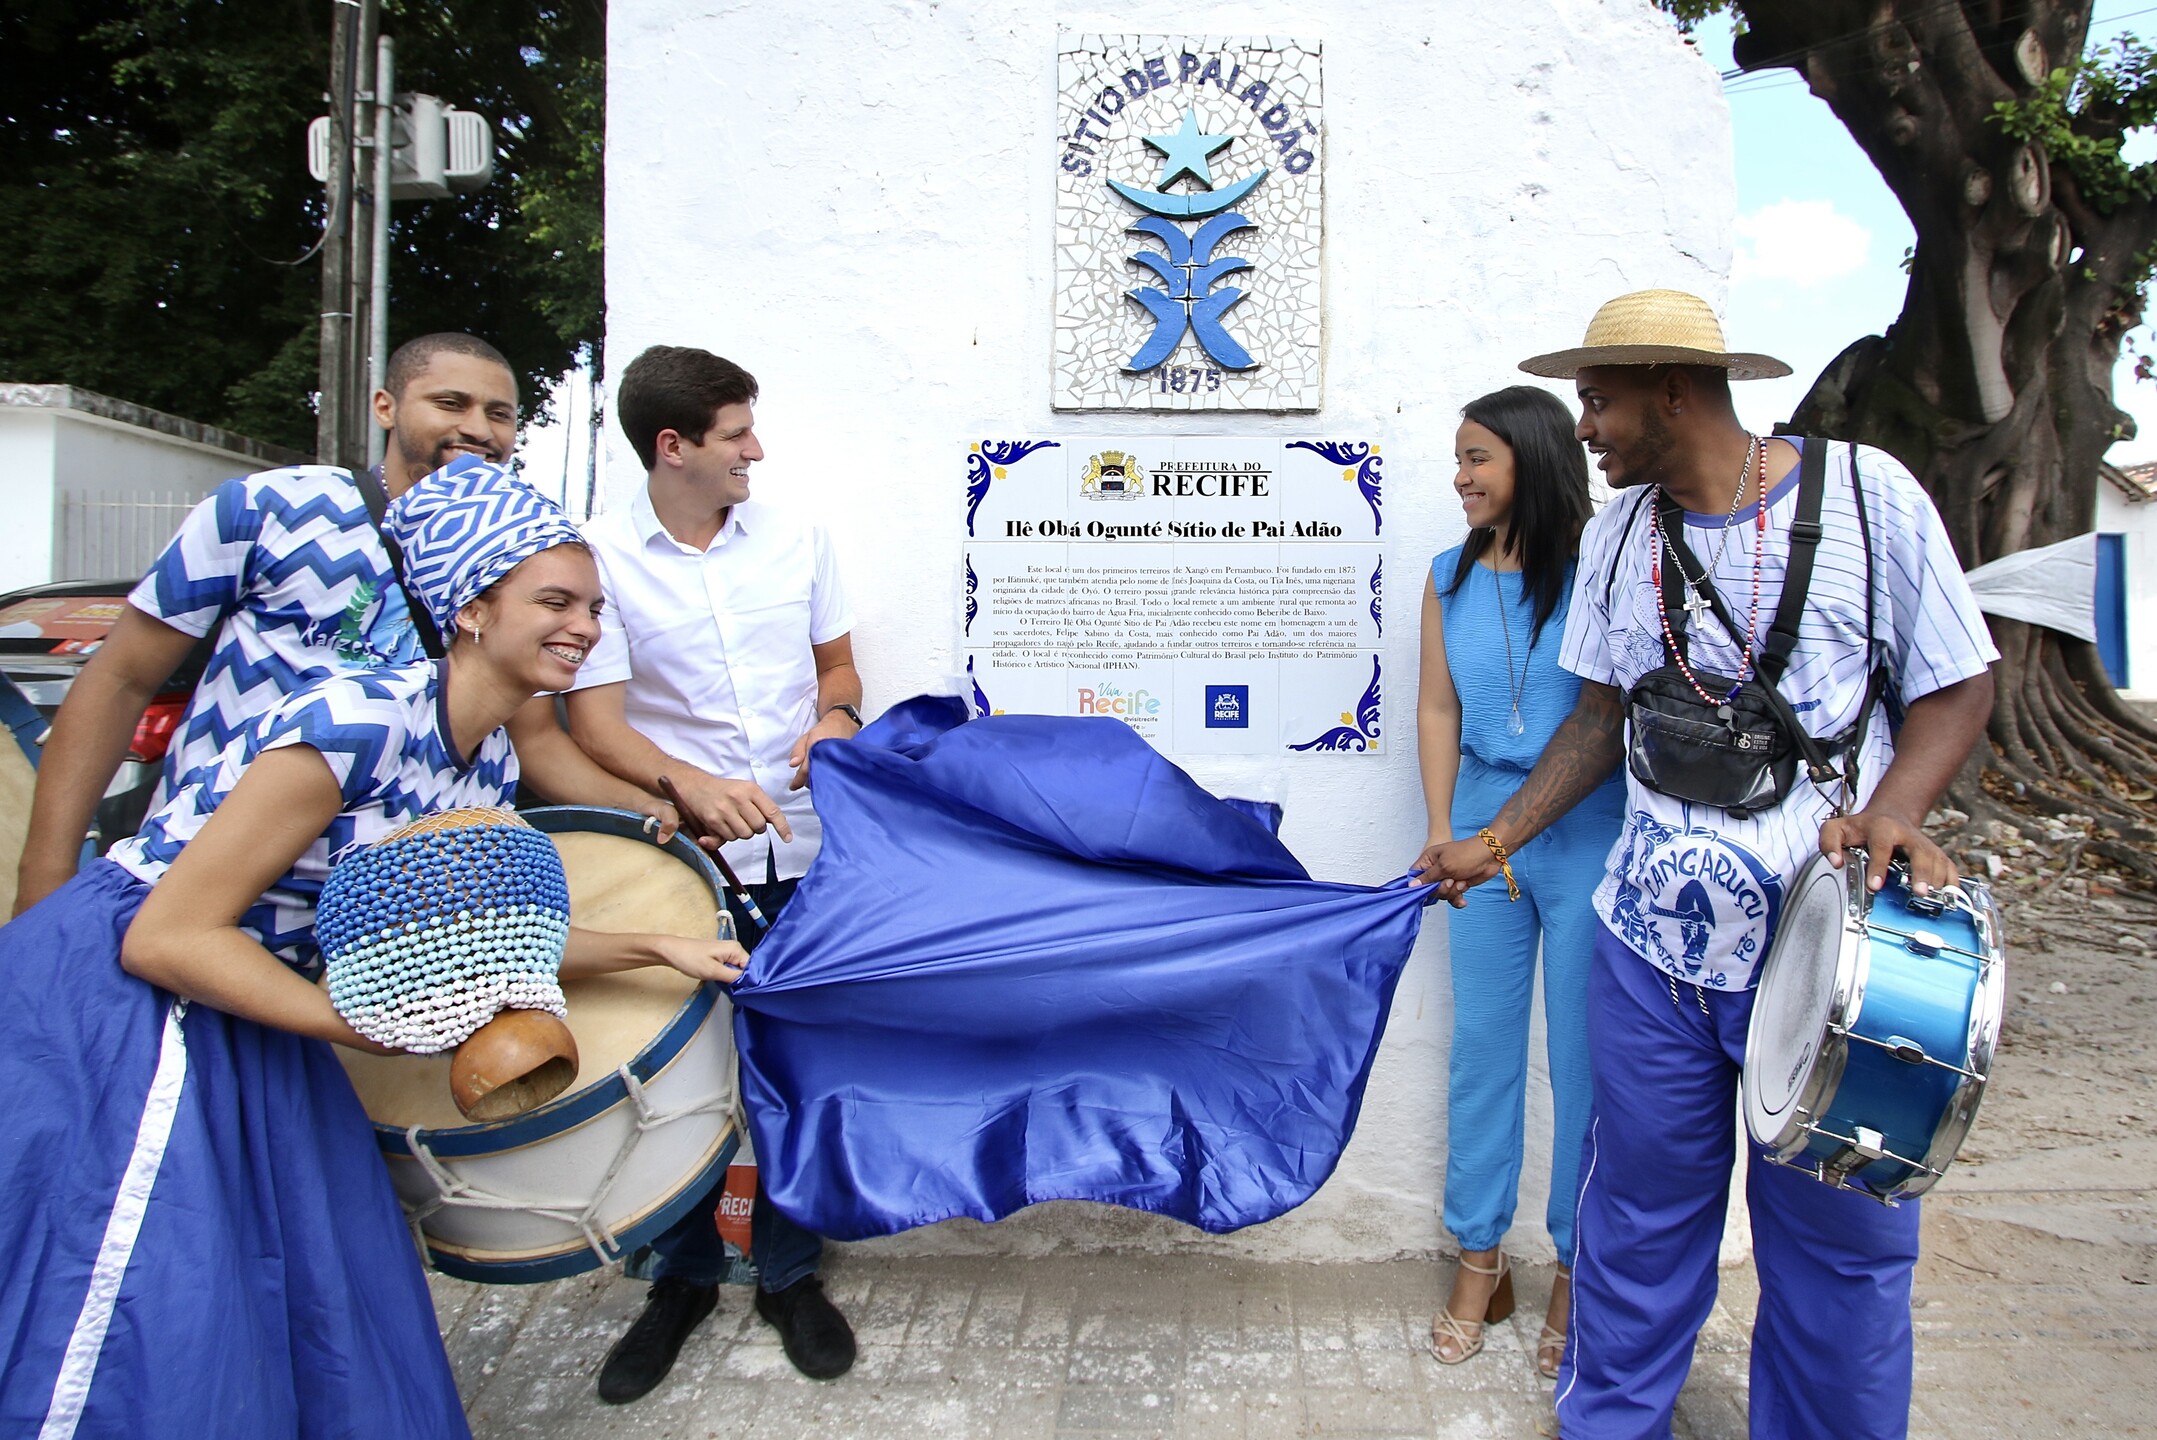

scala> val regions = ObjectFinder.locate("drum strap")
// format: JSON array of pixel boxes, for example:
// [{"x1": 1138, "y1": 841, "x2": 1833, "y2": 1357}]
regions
[
  {"x1": 1653, "y1": 438, "x2": 1889, "y2": 810},
  {"x1": 354, "y1": 467, "x2": 448, "y2": 660}
]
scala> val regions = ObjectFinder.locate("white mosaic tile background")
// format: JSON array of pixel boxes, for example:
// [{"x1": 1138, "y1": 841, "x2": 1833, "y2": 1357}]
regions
[{"x1": 1055, "y1": 35, "x2": 1324, "y2": 412}]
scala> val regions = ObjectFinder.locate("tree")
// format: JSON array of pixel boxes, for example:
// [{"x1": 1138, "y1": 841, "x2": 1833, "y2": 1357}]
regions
[
  {"x1": 1663, "y1": 0, "x2": 2157, "y2": 876},
  {"x1": 0, "y1": 0, "x2": 602, "y2": 454}
]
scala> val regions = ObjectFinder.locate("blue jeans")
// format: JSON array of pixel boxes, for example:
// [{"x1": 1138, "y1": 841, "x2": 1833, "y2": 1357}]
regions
[{"x1": 648, "y1": 876, "x2": 824, "y2": 1294}]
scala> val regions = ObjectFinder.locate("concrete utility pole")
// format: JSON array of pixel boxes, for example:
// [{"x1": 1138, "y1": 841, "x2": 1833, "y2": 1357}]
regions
[
  {"x1": 367, "y1": 35, "x2": 396, "y2": 469},
  {"x1": 313, "y1": 0, "x2": 364, "y2": 466},
  {"x1": 311, "y1": 0, "x2": 491, "y2": 470},
  {"x1": 344, "y1": 0, "x2": 380, "y2": 471}
]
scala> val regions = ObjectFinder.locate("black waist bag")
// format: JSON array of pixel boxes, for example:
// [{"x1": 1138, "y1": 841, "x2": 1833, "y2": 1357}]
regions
[
  {"x1": 1619, "y1": 436, "x2": 1883, "y2": 819},
  {"x1": 1626, "y1": 665, "x2": 1797, "y2": 816}
]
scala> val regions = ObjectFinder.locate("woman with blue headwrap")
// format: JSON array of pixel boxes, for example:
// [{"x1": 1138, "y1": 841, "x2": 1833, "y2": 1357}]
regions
[{"x1": 0, "y1": 457, "x2": 746, "y2": 1437}]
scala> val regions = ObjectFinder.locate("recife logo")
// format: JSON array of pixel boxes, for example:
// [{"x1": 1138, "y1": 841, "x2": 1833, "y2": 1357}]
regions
[
  {"x1": 1204, "y1": 684, "x2": 1248, "y2": 728},
  {"x1": 1076, "y1": 681, "x2": 1160, "y2": 725}
]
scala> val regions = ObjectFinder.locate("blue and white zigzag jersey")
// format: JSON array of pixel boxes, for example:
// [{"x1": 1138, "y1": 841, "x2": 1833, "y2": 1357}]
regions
[
  {"x1": 1560, "y1": 439, "x2": 1997, "y2": 991},
  {"x1": 129, "y1": 466, "x2": 424, "y2": 810},
  {"x1": 108, "y1": 661, "x2": 517, "y2": 971}
]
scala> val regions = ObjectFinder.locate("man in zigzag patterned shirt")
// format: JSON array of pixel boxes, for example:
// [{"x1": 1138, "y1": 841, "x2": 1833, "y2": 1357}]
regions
[
  {"x1": 14, "y1": 334, "x2": 663, "y2": 915},
  {"x1": 1420, "y1": 292, "x2": 1996, "y2": 1440}
]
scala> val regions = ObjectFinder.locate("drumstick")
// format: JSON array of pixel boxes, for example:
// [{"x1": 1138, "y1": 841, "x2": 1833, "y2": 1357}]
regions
[{"x1": 656, "y1": 774, "x2": 771, "y2": 935}]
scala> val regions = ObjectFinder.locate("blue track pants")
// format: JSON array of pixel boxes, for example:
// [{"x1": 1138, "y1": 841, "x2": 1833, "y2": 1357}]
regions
[
  {"x1": 1443, "y1": 758, "x2": 1620, "y2": 1259},
  {"x1": 1557, "y1": 924, "x2": 1922, "y2": 1439}
]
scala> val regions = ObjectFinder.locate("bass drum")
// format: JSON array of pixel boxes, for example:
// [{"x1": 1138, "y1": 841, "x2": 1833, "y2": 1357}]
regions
[
  {"x1": 0, "y1": 675, "x2": 57, "y2": 918},
  {"x1": 1743, "y1": 847, "x2": 2005, "y2": 1203},
  {"x1": 339, "y1": 806, "x2": 740, "y2": 1283}
]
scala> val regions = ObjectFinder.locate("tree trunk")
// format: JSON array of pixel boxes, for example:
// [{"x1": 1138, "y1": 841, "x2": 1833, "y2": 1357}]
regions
[{"x1": 1728, "y1": 0, "x2": 2157, "y2": 869}]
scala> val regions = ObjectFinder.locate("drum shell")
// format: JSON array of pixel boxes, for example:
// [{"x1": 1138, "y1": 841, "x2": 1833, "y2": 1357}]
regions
[
  {"x1": 1746, "y1": 851, "x2": 2004, "y2": 1204},
  {"x1": 1803, "y1": 887, "x2": 1992, "y2": 1195},
  {"x1": 346, "y1": 805, "x2": 740, "y2": 1284}
]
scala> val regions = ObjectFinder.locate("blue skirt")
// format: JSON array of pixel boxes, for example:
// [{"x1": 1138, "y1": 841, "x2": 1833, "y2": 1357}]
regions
[{"x1": 0, "y1": 862, "x2": 468, "y2": 1438}]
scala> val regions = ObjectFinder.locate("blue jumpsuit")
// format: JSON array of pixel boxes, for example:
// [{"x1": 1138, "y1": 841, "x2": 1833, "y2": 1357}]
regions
[{"x1": 1434, "y1": 550, "x2": 1622, "y2": 1260}]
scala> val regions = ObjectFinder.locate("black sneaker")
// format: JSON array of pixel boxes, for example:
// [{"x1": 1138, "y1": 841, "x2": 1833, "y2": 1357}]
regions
[
  {"x1": 596, "y1": 1277, "x2": 719, "y2": 1404},
  {"x1": 754, "y1": 1275, "x2": 856, "y2": 1379}
]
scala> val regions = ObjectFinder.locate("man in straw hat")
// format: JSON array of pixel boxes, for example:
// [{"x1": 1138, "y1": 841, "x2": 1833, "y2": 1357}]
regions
[{"x1": 1416, "y1": 289, "x2": 1997, "y2": 1437}]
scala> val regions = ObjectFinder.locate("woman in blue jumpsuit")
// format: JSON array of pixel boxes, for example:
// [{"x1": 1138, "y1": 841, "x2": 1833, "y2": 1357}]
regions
[
  {"x1": 0, "y1": 461, "x2": 744, "y2": 1437},
  {"x1": 1411, "y1": 386, "x2": 1622, "y2": 1377}
]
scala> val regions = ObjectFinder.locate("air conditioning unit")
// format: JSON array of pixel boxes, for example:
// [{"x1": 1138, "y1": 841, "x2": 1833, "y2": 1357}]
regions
[{"x1": 308, "y1": 97, "x2": 494, "y2": 200}]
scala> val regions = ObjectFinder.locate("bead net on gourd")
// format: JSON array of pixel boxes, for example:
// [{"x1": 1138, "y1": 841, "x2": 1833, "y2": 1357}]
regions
[{"x1": 316, "y1": 806, "x2": 571, "y2": 1053}]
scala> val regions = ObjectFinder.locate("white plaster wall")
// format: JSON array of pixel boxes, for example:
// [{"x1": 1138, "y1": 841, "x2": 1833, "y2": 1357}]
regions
[
  {"x1": 0, "y1": 412, "x2": 61, "y2": 592},
  {"x1": 608, "y1": 0, "x2": 1736, "y2": 1263},
  {"x1": 2096, "y1": 485, "x2": 2157, "y2": 698},
  {"x1": 0, "y1": 409, "x2": 260, "y2": 589}
]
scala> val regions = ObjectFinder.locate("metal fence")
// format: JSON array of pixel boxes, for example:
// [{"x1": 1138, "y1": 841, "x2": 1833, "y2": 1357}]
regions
[{"x1": 56, "y1": 489, "x2": 204, "y2": 583}]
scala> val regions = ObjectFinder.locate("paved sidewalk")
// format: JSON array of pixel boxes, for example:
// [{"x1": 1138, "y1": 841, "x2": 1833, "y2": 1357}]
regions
[
  {"x1": 431, "y1": 1193, "x2": 2155, "y2": 1439},
  {"x1": 436, "y1": 883, "x2": 2156, "y2": 1438}
]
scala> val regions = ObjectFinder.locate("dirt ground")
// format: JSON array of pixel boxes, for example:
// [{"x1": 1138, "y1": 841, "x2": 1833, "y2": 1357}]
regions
[{"x1": 1851, "y1": 841, "x2": 2157, "y2": 1435}]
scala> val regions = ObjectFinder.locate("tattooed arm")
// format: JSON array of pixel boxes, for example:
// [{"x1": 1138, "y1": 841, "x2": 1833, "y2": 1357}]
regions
[{"x1": 1410, "y1": 680, "x2": 1626, "y2": 898}]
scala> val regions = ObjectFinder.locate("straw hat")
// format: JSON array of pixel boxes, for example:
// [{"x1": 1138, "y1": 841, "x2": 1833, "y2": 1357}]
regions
[{"x1": 1519, "y1": 289, "x2": 1791, "y2": 380}]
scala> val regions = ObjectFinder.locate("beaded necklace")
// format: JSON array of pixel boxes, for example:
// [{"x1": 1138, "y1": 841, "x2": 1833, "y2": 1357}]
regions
[{"x1": 1648, "y1": 435, "x2": 1768, "y2": 707}]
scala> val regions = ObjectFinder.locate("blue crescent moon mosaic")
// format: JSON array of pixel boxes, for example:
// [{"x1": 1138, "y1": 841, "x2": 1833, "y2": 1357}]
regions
[{"x1": 1113, "y1": 108, "x2": 1270, "y2": 374}]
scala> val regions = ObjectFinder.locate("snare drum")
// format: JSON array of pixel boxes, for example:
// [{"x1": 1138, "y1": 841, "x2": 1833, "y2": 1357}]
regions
[
  {"x1": 1743, "y1": 846, "x2": 2005, "y2": 1203},
  {"x1": 338, "y1": 806, "x2": 740, "y2": 1283}
]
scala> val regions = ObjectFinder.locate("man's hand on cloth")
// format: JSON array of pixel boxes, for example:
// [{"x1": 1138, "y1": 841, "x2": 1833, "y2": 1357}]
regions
[{"x1": 1409, "y1": 835, "x2": 1502, "y2": 907}]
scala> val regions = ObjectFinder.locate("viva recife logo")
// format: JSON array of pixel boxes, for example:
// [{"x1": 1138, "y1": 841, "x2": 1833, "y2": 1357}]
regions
[
  {"x1": 1077, "y1": 682, "x2": 1160, "y2": 724},
  {"x1": 1081, "y1": 451, "x2": 1143, "y2": 501}
]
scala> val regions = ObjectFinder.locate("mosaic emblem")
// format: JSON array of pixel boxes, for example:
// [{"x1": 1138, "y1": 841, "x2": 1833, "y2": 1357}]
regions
[{"x1": 1054, "y1": 36, "x2": 1323, "y2": 411}]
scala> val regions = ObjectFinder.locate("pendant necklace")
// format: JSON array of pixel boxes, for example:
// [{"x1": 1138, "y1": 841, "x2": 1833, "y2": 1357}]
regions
[
  {"x1": 1648, "y1": 436, "x2": 1769, "y2": 711},
  {"x1": 1493, "y1": 563, "x2": 1529, "y2": 736},
  {"x1": 1669, "y1": 434, "x2": 1757, "y2": 623}
]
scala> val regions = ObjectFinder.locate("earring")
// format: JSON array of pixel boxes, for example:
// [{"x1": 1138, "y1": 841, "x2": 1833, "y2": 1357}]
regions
[{"x1": 466, "y1": 625, "x2": 483, "y2": 646}]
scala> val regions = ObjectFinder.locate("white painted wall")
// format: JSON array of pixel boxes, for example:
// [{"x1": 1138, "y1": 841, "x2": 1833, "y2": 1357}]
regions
[
  {"x1": 608, "y1": 0, "x2": 1737, "y2": 1263},
  {"x1": 0, "y1": 399, "x2": 290, "y2": 589},
  {"x1": 2096, "y1": 485, "x2": 2157, "y2": 699}
]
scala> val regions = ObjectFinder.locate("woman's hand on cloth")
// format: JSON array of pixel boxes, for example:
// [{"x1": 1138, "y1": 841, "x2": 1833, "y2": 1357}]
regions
[
  {"x1": 644, "y1": 933, "x2": 749, "y2": 985},
  {"x1": 562, "y1": 926, "x2": 747, "y2": 984}
]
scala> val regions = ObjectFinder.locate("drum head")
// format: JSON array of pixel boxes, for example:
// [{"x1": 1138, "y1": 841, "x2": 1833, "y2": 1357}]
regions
[
  {"x1": 0, "y1": 736, "x2": 33, "y2": 919},
  {"x1": 1744, "y1": 856, "x2": 1848, "y2": 1146},
  {"x1": 341, "y1": 823, "x2": 718, "y2": 1132}
]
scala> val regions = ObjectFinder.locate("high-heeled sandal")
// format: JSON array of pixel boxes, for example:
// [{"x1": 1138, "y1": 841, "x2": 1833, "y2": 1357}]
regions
[
  {"x1": 1536, "y1": 1266, "x2": 1570, "y2": 1379},
  {"x1": 1429, "y1": 1251, "x2": 1514, "y2": 1365}
]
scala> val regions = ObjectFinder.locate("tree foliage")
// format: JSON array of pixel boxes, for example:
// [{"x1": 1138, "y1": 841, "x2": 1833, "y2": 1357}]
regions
[
  {"x1": 1659, "y1": 0, "x2": 2157, "y2": 870},
  {"x1": 0, "y1": 0, "x2": 603, "y2": 453}
]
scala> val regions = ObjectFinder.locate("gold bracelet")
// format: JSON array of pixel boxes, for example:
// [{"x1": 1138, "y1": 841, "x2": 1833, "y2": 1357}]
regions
[{"x1": 1478, "y1": 827, "x2": 1522, "y2": 902}]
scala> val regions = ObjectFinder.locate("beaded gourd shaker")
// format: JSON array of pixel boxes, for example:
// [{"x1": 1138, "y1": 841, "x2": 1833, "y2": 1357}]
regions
[{"x1": 316, "y1": 806, "x2": 572, "y2": 1054}]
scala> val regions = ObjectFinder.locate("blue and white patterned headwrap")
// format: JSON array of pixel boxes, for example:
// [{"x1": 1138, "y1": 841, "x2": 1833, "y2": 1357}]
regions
[{"x1": 384, "y1": 455, "x2": 587, "y2": 636}]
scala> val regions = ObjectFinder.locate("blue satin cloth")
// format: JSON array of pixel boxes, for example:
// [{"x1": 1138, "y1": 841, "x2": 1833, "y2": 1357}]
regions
[{"x1": 729, "y1": 695, "x2": 1439, "y2": 1239}]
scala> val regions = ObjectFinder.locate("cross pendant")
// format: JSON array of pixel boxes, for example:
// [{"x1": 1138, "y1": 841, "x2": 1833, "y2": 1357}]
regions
[{"x1": 1681, "y1": 588, "x2": 1713, "y2": 623}]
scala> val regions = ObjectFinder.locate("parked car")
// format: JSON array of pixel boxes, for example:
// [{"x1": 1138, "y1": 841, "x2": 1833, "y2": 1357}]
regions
[{"x1": 0, "y1": 579, "x2": 211, "y2": 857}]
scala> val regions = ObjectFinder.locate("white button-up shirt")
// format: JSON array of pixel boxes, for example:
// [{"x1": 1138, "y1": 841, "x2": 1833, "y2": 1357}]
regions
[{"x1": 573, "y1": 488, "x2": 854, "y2": 881}]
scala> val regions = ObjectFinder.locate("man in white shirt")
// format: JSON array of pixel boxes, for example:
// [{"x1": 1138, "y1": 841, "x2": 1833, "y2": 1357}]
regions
[{"x1": 567, "y1": 345, "x2": 862, "y2": 1403}]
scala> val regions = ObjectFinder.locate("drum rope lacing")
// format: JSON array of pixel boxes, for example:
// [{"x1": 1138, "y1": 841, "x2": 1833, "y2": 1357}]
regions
[{"x1": 399, "y1": 1060, "x2": 735, "y2": 1270}]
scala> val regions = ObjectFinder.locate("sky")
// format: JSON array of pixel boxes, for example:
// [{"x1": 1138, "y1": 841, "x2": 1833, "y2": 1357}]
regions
[
  {"x1": 1698, "y1": 9, "x2": 2157, "y2": 462},
  {"x1": 513, "y1": 11, "x2": 2157, "y2": 496}
]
